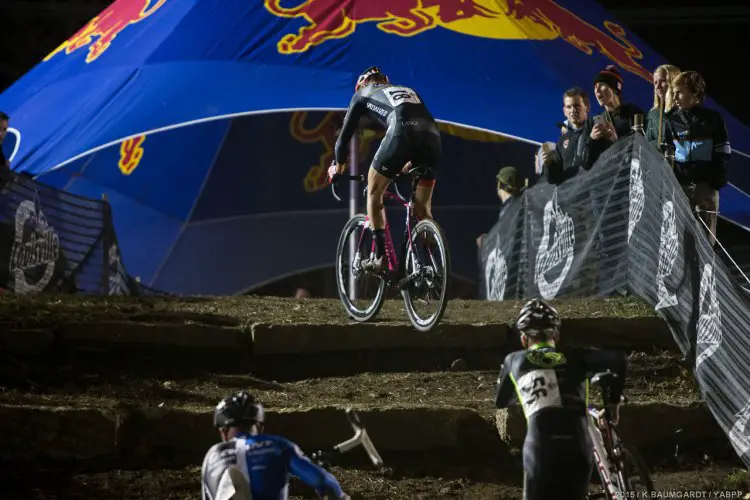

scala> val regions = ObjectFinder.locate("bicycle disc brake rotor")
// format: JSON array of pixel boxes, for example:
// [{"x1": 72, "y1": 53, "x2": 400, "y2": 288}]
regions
[{"x1": 412, "y1": 236, "x2": 440, "y2": 296}]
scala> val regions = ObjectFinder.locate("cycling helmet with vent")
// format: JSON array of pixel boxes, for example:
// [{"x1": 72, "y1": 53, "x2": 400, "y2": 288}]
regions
[
  {"x1": 214, "y1": 391, "x2": 265, "y2": 429},
  {"x1": 515, "y1": 298, "x2": 561, "y2": 337},
  {"x1": 355, "y1": 66, "x2": 389, "y2": 92}
]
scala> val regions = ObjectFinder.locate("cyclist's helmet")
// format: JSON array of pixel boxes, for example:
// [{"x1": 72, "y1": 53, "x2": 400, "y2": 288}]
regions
[
  {"x1": 515, "y1": 298, "x2": 561, "y2": 338},
  {"x1": 214, "y1": 391, "x2": 265, "y2": 429},
  {"x1": 355, "y1": 66, "x2": 389, "y2": 92}
]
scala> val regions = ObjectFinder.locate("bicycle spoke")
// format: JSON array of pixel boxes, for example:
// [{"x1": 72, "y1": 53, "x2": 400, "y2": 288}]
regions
[
  {"x1": 335, "y1": 215, "x2": 386, "y2": 322},
  {"x1": 402, "y1": 219, "x2": 450, "y2": 332}
]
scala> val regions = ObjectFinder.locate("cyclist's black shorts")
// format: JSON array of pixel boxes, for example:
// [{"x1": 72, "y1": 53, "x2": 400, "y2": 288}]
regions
[
  {"x1": 522, "y1": 435, "x2": 592, "y2": 500},
  {"x1": 371, "y1": 121, "x2": 441, "y2": 183}
]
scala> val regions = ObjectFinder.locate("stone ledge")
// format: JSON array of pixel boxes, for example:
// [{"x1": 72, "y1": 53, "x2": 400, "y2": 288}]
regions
[
  {"x1": 0, "y1": 401, "x2": 719, "y2": 469},
  {"x1": 496, "y1": 400, "x2": 722, "y2": 453},
  {"x1": 57, "y1": 322, "x2": 251, "y2": 349},
  {"x1": 0, "y1": 404, "x2": 117, "y2": 462},
  {"x1": 250, "y1": 323, "x2": 509, "y2": 355},
  {"x1": 0, "y1": 404, "x2": 502, "y2": 467},
  {"x1": 0, "y1": 317, "x2": 675, "y2": 358}
]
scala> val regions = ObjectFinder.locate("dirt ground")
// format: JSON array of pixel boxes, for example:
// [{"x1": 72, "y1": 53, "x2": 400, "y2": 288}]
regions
[
  {"x1": 0, "y1": 351, "x2": 698, "y2": 413},
  {"x1": 0, "y1": 294, "x2": 656, "y2": 328},
  {"x1": 2, "y1": 464, "x2": 747, "y2": 499},
  {"x1": 0, "y1": 295, "x2": 734, "y2": 500}
]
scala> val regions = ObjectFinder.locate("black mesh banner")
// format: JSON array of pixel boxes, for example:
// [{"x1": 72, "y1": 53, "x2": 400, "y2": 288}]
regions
[
  {"x1": 479, "y1": 134, "x2": 750, "y2": 467},
  {"x1": 0, "y1": 174, "x2": 137, "y2": 295}
]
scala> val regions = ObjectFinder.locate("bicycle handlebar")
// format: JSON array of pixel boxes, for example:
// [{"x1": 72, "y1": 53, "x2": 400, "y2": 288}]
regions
[
  {"x1": 330, "y1": 173, "x2": 366, "y2": 202},
  {"x1": 311, "y1": 408, "x2": 384, "y2": 470},
  {"x1": 330, "y1": 168, "x2": 419, "y2": 203}
]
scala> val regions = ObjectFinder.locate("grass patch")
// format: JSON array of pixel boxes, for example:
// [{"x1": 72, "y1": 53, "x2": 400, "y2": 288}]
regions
[{"x1": 719, "y1": 468, "x2": 750, "y2": 491}]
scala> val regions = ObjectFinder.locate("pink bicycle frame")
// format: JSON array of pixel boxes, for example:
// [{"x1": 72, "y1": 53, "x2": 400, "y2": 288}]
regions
[{"x1": 360, "y1": 188, "x2": 418, "y2": 274}]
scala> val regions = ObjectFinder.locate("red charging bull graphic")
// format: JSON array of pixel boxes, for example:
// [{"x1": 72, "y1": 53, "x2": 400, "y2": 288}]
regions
[
  {"x1": 289, "y1": 111, "x2": 383, "y2": 193},
  {"x1": 264, "y1": 0, "x2": 499, "y2": 54},
  {"x1": 505, "y1": 0, "x2": 652, "y2": 81},
  {"x1": 265, "y1": 0, "x2": 652, "y2": 82},
  {"x1": 44, "y1": 0, "x2": 167, "y2": 64}
]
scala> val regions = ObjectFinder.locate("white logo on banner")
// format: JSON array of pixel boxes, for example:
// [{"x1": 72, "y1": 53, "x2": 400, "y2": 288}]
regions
[
  {"x1": 9, "y1": 198, "x2": 60, "y2": 294},
  {"x1": 696, "y1": 262, "x2": 722, "y2": 370},
  {"x1": 655, "y1": 200, "x2": 679, "y2": 310},
  {"x1": 484, "y1": 237, "x2": 508, "y2": 301},
  {"x1": 730, "y1": 399, "x2": 750, "y2": 460},
  {"x1": 628, "y1": 146, "x2": 644, "y2": 243},
  {"x1": 535, "y1": 189, "x2": 575, "y2": 299}
]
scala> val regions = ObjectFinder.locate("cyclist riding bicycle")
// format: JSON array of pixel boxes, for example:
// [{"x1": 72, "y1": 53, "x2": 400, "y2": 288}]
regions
[
  {"x1": 328, "y1": 65, "x2": 442, "y2": 274},
  {"x1": 201, "y1": 391, "x2": 350, "y2": 500},
  {"x1": 495, "y1": 298, "x2": 628, "y2": 500}
]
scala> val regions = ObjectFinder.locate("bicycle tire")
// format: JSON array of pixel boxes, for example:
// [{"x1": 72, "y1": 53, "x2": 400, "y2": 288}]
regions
[
  {"x1": 618, "y1": 441, "x2": 655, "y2": 493},
  {"x1": 402, "y1": 219, "x2": 451, "y2": 332},
  {"x1": 335, "y1": 214, "x2": 386, "y2": 322}
]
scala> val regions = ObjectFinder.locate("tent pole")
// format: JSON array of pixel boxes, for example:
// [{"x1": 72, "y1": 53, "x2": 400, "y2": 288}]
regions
[{"x1": 348, "y1": 132, "x2": 359, "y2": 302}]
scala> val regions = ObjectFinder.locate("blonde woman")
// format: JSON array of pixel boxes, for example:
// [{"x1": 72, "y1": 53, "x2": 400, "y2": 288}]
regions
[{"x1": 645, "y1": 64, "x2": 681, "y2": 146}]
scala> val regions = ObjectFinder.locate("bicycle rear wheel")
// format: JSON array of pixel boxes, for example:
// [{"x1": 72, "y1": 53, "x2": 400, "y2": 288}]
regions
[
  {"x1": 618, "y1": 444, "x2": 654, "y2": 492},
  {"x1": 335, "y1": 214, "x2": 386, "y2": 322},
  {"x1": 612, "y1": 430, "x2": 654, "y2": 495},
  {"x1": 402, "y1": 219, "x2": 450, "y2": 332}
]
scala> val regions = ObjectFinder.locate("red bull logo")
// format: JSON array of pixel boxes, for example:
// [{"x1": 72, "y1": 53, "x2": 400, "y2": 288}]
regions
[
  {"x1": 505, "y1": 0, "x2": 652, "y2": 81},
  {"x1": 265, "y1": 0, "x2": 652, "y2": 82},
  {"x1": 289, "y1": 112, "x2": 383, "y2": 192},
  {"x1": 119, "y1": 135, "x2": 146, "y2": 175},
  {"x1": 43, "y1": 0, "x2": 167, "y2": 64},
  {"x1": 264, "y1": 0, "x2": 500, "y2": 54}
]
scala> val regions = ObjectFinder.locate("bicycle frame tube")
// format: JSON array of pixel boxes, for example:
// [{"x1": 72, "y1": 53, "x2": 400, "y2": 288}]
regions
[
  {"x1": 380, "y1": 188, "x2": 412, "y2": 274},
  {"x1": 360, "y1": 176, "x2": 422, "y2": 277},
  {"x1": 588, "y1": 408, "x2": 620, "y2": 500}
]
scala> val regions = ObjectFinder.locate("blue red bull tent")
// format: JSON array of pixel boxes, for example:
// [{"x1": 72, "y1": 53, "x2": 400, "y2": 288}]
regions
[{"x1": 1, "y1": 0, "x2": 750, "y2": 294}]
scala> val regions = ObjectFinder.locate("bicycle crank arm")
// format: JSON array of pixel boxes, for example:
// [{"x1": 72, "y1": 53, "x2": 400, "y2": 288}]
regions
[{"x1": 333, "y1": 409, "x2": 384, "y2": 467}]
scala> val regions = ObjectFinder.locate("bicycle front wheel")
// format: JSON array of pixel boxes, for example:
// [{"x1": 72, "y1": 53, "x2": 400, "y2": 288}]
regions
[
  {"x1": 335, "y1": 214, "x2": 386, "y2": 322},
  {"x1": 402, "y1": 219, "x2": 451, "y2": 332}
]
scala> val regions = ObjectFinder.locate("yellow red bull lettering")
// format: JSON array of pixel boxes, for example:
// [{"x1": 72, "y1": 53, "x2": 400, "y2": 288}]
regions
[
  {"x1": 119, "y1": 135, "x2": 146, "y2": 175},
  {"x1": 265, "y1": 0, "x2": 651, "y2": 83},
  {"x1": 44, "y1": 0, "x2": 167, "y2": 64}
]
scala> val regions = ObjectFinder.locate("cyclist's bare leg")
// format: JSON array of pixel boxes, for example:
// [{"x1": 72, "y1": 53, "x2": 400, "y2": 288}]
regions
[
  {"x1": 402, "y1": 161, "x2": 435, "y2": 222},
  {"x1": 366, "y1": 166, "x2": 390, "y2": 270},
  {"x1": 414, "y1": 181, "x2": 435, "y2": 221},
  {"x1": 367, "y1": 166, "x2": 390, "y2": 231}
]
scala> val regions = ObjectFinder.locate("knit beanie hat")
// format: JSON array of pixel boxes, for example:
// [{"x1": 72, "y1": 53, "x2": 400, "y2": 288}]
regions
[{"x1": 594, "y1": 65, "x2": 623, "y2": 96}]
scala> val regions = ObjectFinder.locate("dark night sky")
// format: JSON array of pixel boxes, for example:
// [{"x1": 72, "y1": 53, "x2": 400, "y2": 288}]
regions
[{"x1": 599, "y1": 0, "x2": 750, "y2": 126}]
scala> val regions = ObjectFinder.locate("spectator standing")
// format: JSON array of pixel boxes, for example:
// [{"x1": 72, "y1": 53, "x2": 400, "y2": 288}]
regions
[
  {"x1": 646, "y1": 64, "x2": 681, "y2": 149},
  {"x1": 592, "y1": 65, "x2": 644, "y2": 140},
  {"x1": 663, "y1": 71, "x2": 730, "y2": 245}
]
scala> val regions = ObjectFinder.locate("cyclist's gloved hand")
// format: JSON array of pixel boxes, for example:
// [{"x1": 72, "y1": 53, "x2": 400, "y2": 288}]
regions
[
  {"x1": 606, "y1": 403, "x2": 621, "y2": 426},
  {"x1": 327, "y1": 161, "x2": 345, "y2": 184}
]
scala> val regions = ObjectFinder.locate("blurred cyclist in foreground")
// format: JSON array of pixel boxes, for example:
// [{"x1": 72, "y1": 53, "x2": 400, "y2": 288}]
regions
[{"x1": 201, "y1": 391, "x2": 350, "y2": 500}]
